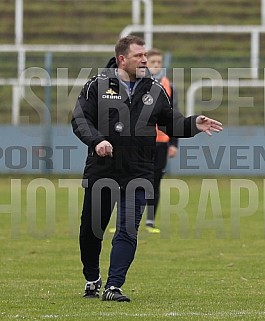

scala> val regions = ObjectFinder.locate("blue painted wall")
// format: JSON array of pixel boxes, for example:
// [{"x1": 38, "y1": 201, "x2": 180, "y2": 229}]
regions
[
  {"x1": 0, "y1": 125, "x2": 264, "y2": 175},
  {"x1": 166, "y1": 126, "x2": 265, "y2": 176}
]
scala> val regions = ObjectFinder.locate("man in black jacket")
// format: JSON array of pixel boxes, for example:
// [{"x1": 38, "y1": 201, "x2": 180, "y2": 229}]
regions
[{"x1": 71, "y1": 35, "x2": 222, "y2": 302}]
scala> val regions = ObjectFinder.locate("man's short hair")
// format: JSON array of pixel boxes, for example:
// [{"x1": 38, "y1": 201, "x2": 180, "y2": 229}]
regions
[
  {"x1": 147, "y1": 48, "x2": 162, "y2": 58},
  {"x1": 115, "y1": 35, "x2": 145, "y2": 59}
]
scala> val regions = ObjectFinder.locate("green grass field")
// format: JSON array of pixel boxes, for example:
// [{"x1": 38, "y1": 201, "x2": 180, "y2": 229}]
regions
[{"x1": 1, "y1": 175, "x2": 265, "y2": 320}]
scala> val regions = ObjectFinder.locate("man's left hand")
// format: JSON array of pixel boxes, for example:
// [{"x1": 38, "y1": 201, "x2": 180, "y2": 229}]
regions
[{"x1": 196, "y1": 115, "x2": 223, "y2": 136}]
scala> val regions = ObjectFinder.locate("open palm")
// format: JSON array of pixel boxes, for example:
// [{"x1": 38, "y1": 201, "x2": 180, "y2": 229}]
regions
[{"x1": 196, "y1": 115, "x2": 223, "y2": 136}]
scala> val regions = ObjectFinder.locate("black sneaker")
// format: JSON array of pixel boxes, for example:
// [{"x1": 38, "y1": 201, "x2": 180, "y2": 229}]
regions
[
  {"x1": 83, "y1": 276, "x2": 102, "y2": 298},
  {"x1": 102, "y1": 286, "x2": 130, "y2": 302}
]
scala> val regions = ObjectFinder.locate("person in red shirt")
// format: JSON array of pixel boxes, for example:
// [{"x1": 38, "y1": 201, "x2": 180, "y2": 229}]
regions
[{"x1": 146, "y1": 48, "x2": 178, "y2": 233}]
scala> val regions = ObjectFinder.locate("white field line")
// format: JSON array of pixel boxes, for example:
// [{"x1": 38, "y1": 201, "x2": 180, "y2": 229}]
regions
[{"x1": 2, "y1": 311, "x2": 265, "y2": 319}]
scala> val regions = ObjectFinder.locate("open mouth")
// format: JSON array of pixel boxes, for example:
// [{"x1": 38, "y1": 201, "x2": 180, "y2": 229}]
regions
[
  {"x1": 137, "y1": 67, "x2": 147, "y2": 72},
  {"x1": 136, "y1": 67, "x2": 147, "y2": 78}
]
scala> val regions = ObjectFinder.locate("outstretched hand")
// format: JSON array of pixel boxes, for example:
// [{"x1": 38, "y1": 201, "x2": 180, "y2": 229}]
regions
[{"x1": 196, "y1": 115, "x2": 223, "y2": 136}]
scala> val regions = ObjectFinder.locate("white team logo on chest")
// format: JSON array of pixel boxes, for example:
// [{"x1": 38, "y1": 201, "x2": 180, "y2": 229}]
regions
[
  {"x1": 142, "y1": 93, "x2": 153, "y2": 105},
  {"x1": 102, "y1": 88, "x2": 122, "y2": 100}
]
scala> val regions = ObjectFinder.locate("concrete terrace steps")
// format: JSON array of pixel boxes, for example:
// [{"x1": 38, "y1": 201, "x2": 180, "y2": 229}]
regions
[
  {"x1": 0, "y1": 0, "x2": 261, "y2": 44},
  {"x1": 0, "y1": 0, "x2": 263, "y2": 124}
]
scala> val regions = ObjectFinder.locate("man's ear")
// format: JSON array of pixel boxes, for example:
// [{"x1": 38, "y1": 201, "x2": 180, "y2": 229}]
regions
[{"x1": 117, "y1": 55, "x2": 125, "y2": 65}]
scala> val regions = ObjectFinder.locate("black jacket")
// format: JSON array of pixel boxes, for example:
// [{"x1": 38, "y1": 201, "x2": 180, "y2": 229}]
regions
[{"x1": 71, "y1": 57, "x2": 200, "y2": 188}]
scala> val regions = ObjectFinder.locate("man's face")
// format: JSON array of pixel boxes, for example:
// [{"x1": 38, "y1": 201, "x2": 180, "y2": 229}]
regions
[
  {"x1": 119, "y1": 43, "x2": 148, "y2": 80},
  {"x1": 147, "y1": 54, "x2": 163, "y2": 75}
]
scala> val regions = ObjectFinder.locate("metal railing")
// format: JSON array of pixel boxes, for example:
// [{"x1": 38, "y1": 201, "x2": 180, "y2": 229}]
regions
[
  {"x1": 186, "y1": 78, "x2": 265, "y2": 117},
  {"x1": 120, "y1": 24, "x2": 264, "y2": 78},
  {"x1": 2, "y1": 0, "x2": 265, "y2": 124},
  {"x1": 0, "y1": 0, "x2": 152, "y2": 125}
]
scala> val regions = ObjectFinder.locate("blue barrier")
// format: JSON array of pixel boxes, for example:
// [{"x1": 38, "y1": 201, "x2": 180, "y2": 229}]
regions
[{"x1": 0, "y1": 125, "x2": 264, "y2": 175}]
